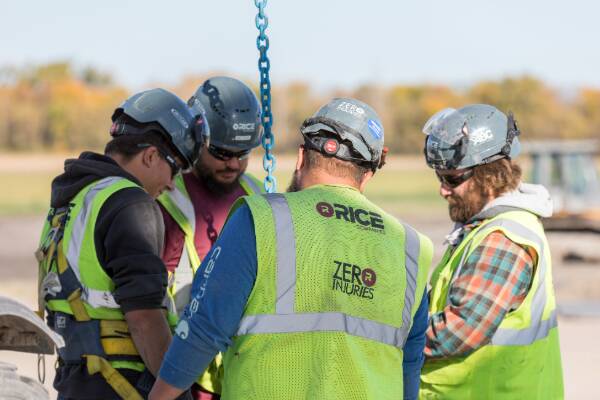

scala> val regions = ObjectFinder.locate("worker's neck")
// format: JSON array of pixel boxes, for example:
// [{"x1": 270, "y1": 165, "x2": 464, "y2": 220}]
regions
[
  {"x1": 109, "y1": 153, "x2": 135, "y2": 175},
  {"x1": 300, "y1": 171, "x2": 361, "y2": 192}
]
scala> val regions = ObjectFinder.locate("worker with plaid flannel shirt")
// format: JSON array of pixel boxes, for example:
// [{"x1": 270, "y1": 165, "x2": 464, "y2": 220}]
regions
[{"x1": 420, "y1": 104, "x2": 563, "y2": 399}]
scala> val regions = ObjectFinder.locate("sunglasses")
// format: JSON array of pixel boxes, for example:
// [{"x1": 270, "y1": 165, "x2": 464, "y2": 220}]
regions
[
  {"x1": 435, "y1": 168, "x2": 474, "y2": 188},
  {"x1": 207, "y1": 144, "x2": 251, "y2": 162},
  {"x1": 138, "y1": 144, "x2": 182, "y2": 178}
]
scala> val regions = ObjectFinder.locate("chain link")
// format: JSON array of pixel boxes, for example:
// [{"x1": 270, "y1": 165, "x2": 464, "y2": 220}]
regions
[
  {"x1": 255, "y1": 0, "x2": 277, "y2": 192},
  {"x1": 201, "y1": 210, "x2": 219, "y2": 246}
]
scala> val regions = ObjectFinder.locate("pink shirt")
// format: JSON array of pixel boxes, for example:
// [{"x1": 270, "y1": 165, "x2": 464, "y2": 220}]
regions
[{"x1": 161, "y1": 172, "x2": 246, "y2": 272}]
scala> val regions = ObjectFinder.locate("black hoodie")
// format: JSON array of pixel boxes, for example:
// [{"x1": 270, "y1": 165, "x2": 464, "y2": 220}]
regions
[
  {"x1": 49, "y1": 152, "x2": 170, "y2": 398},
  {"x1": 50, "y1": 151, "x2": 168, "y2": 312},
  {"x1": 50, "y1": 152, "x2": 189, "y2": 399}
]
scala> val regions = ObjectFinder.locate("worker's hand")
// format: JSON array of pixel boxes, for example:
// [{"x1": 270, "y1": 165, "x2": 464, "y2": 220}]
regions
[{"x1": 148, "y1": 377, "x2": 186, "y2": 400}]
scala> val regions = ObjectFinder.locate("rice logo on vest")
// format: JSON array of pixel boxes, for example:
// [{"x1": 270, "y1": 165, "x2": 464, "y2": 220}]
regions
[
  {"x1": 315, "y1": 201, "x2": 385, "y2": 232},
  {"x1": 332, "y1": 260, "x2": 376, "y2": 300}
]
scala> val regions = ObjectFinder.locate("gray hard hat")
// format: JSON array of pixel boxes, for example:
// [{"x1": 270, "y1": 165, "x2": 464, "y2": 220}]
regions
[
  {"x1": 188, "y1": 76, "x2": 262, "y2": 152},
  {"x1": 423, "y1": 104, "x2": 521, "y2": 170},
  {"x1": 300, "y1": 98, "x2": 385, "y2": 171},
  {"x1": 111, "y1": 88, "x2": 209, "y2": 170}
]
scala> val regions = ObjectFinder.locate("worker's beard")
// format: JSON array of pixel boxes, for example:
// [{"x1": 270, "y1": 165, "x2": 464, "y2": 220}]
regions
[
  {"x1": 447, "y1": 184, "x2": 490, "y2": 223},
  {"x1": 286, "y1": 170, "x2": 302, "y2": 193},
  {"x1": 194, "y1": 159, "x2": 243, "y2": 196}
]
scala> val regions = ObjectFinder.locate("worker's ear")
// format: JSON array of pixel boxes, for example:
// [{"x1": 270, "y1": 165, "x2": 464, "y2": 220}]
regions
[
  {"x1": 141, "y1": 145, "x2": 160, "y2": 169},
  {"x1": 358, "y1": 170, "x2": 374, "y2": 193},
  {"x1": 295, "y1": 145, "x2": 306, "y2": 171}
]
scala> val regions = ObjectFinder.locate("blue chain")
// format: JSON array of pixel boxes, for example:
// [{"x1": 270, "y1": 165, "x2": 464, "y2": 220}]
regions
[{"x1": 255, "y1": 0, "x2": 276, "y2": 193}]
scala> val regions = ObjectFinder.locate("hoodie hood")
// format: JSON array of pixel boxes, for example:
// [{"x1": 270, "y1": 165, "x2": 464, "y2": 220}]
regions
[
  {"x1": 444, "y1": 183, "x2": 553, "y2": 246},
  {"x1": 50, "y1": 151, "x2": 141, "y2": 208},
  {"x1": 472, "y1": 182, "x2": 553, "y2": 221}
]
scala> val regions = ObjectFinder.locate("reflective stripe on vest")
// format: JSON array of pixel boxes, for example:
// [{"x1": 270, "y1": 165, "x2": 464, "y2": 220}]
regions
[
  {"x1": 66, "y1": 177, "x2": 122, "y2": 309},
  {"x1": 164, "y1": 183, "x2": 197, "y2": 273},
  {"x1": 450, "y1": 218, "x2": 556, "y2": 346},
  {"x1": 240, "y1": 174, "x2": 262, "y2": 195},
  {"x1": 64, "y1": 177, "x2": 176, "y2": 314},
  {"x1": 166, "y1": 184, "x2": 196, "y2": 238},
  {"x1": 236, "y1": 193, "x2": 421, "y2": 348}
]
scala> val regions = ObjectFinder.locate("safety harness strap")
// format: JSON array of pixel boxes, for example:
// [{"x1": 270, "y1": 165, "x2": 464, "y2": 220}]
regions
[
  {"x1": 67, "y1": 289, "x2": 91, "y2": 322},
  {"x1": 84, "y1": 355, "x2": 143, "y2": 400}
]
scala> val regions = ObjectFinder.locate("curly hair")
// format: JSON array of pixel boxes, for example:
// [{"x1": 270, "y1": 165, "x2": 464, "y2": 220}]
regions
[{"x1": 472, "y1": 158, "x2": 522, "y2": 198}]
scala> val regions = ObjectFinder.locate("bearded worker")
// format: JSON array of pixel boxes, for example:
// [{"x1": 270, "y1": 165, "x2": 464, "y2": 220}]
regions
[
  {"x1": 157, "y1": 76, "x2": 264, "y2": 399},
  {"x1": 419, "y1": 104, "x2": 564, "y2": 399}
]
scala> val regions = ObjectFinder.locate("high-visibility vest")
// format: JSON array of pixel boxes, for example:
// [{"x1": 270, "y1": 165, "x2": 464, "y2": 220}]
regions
[
  {"x1": 221, "y1": 185, "x2": 433, "y2": 399},
  {"x1": 37, "y1": 177, "x2": 177, "y2": 400},
  {"x1": 157, "y1": 172, "x2": 263, "y2": 394},
  {"x1": 420, "y1": 210, "x2": 564, "y2": 400},
  {"x1": 158, "y1": 172, "x2": 263, "y2": 312}
]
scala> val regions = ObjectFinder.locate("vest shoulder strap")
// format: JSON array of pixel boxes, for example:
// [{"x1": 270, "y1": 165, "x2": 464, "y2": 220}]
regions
[{"x1": 240, "y1": 173, "x2": 264, "y2": 194}]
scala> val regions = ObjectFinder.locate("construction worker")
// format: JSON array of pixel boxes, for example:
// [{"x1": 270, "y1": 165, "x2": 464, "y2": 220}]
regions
[
  {"x1": 419, "y1": 104, "x2": 564, "y2": 399},
  {"x1": 36, "y1": 88, "x2": 208, "y2": 400},
  {"x1": 149, "y1": 98, "x2": 433, "y2": 400},
  {"x1": 158, "y1": 76, "x2": 263, "y2": 399}
]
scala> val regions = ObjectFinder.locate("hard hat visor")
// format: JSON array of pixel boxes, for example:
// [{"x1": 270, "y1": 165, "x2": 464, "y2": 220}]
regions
[{"x1": 422, "y1": 108, "x2": 472, "y2": 170}]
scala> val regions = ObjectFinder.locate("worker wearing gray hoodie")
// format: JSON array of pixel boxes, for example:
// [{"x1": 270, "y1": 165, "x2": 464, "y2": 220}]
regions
[{"x1": 420, "y1": 104, "x2": 563, "y2": 399}]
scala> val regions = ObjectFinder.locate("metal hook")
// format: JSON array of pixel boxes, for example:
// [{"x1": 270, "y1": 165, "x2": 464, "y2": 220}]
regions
[{"x1": 37, "y1": 354, "x2": 46, "y2": 384}]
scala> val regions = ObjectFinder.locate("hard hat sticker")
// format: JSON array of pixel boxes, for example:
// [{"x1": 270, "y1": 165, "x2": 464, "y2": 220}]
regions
[
  {"x1": 469, "y1": 127, "x2": 493, "y2": 145},
  {"x1": 336, "y1": 101, "x2": 365, "y2": 117},
  {"x1": 324, "y1": 139, "x2": 339, "y2": 154},
  {"x1": 368, "y1": 119, "x2": 383, "y2": 139},
  {"x1": 171, "y1": 108, "x2": 189, "y2": 129}
]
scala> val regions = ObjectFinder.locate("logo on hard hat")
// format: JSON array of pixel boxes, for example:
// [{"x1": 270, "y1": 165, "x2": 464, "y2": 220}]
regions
[
  {"x1": 171, "y1": 108, "x2": 189, "y2": 129},
  {"x1": 336, "y1": 101, "x2": 365, "y2": 117},
  {"x1": 110, "y1": 122, "x2": 121, "y2": 136},
  {"x1": 233, "y1": 123, "x2": 255, "y2": 131},
  {"x1": 469, "y1": 127, "x2": 493, "y2": 145},
  {"x1": 368, "y1": 119, "x2": 383, "y2": 139},
  {"x1": 332, "y1": 260, "x2": 376, "y2": 300},
  {"x1": 323, "y1": 139, "x2": 339, "y2": 155}
]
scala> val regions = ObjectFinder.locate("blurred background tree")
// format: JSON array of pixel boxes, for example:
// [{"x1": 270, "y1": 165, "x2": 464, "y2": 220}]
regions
[
  {"x1": 0, "y1": 62, "x2": 598, "y2": 154},
  {"x1": 0, "y1": 62, "x2": 126, "y2": 152}
]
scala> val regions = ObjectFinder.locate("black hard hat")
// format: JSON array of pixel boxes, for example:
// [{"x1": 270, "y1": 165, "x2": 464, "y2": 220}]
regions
[
  {"x1": 111, "y1": 88, "x2": 208, "y2": 169},
  {"x1": 188, "y1": 76, "x2": 262, "y2": 152}
]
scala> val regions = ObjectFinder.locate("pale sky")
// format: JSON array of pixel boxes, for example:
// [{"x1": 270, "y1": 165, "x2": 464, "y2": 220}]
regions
[{"x1": 2, "y1": 0, "x2": 599, "y2": 90}]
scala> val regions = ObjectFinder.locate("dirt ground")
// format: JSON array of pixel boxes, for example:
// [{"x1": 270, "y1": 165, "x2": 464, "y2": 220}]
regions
[{"x1": 1, "y1": 213, "x2": 599, "y2": 399}]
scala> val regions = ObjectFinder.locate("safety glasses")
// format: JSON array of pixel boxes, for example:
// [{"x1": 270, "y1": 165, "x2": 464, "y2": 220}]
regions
[
  {"x1": 207, "y1": 144, "x2": 251, "y2": 161},
  {"x1": 435, "y1": 168, "x2": 474, "y2": 189},
  {"x1": 138, "y1": 144, "x2": 182, "y2": 178}
]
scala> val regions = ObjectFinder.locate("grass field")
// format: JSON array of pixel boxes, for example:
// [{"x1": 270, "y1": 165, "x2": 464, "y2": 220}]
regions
[
  {"x1": 0, "y1": 172, "x2": 55, "y2": 215},
  {"x1": 0, "y1": 153, "x2": 446, "y2": 217}
]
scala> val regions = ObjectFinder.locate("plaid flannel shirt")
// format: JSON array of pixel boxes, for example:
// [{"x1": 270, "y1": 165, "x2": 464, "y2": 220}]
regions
[{"x1": 425, "y1": 223, "x2": 535, "y2": 358}]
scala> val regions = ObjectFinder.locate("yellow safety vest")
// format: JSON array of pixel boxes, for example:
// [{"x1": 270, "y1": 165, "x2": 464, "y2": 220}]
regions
[
  {"x1": 420, "y1": 210, "x2": 564, "y2": 400},
  {"x1": 222, "y1": 185, "x2": 433, "y2": 399},
  {"x1": 38, "y1": 177, "x2": 177, "y2": 400},
  {"x1": 157, "y1": 172, "x2": 263, "y2": 394}
]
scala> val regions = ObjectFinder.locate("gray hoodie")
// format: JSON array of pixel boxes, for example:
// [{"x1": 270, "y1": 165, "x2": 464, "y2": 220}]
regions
[{"x1": 445, "y1": 183, "x2": 553, "y2": 246}]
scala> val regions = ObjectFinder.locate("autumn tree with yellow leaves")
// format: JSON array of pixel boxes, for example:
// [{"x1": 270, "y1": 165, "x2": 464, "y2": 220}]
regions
[{"x1": 0, "y1": 63, "x2": 598, "y2": 154}]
